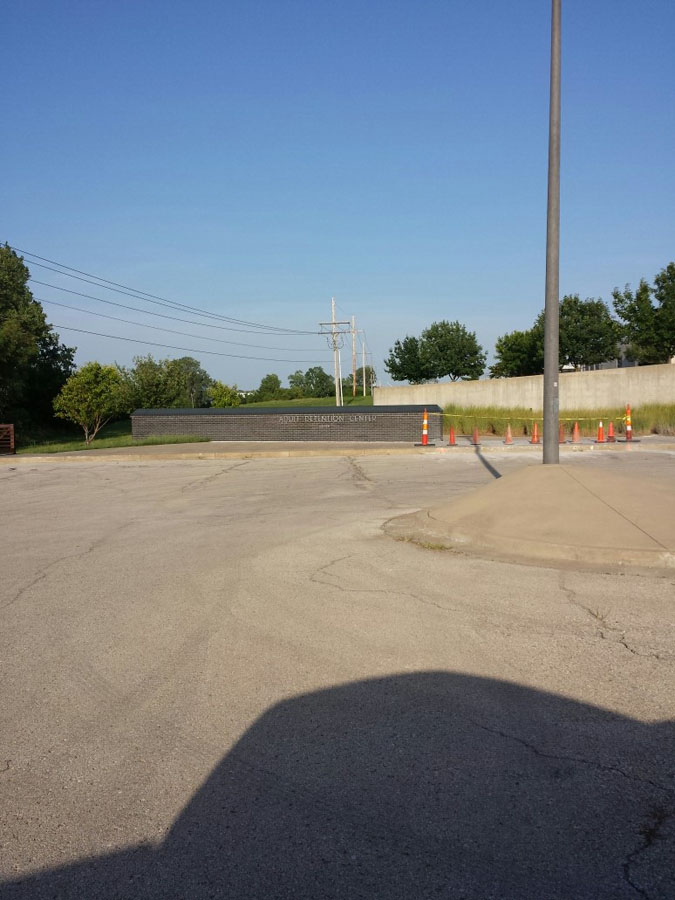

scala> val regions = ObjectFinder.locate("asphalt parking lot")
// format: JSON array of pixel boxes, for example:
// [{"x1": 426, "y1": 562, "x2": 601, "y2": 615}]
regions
[{"x1": 1, "y1": 450, "x2": 674, "y2": 899}]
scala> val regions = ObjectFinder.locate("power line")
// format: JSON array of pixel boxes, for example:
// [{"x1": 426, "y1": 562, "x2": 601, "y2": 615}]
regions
[
  {"x1": 26, "y1": 260, "x2": 309, "y2": 332},
  {"x1": 12, "y1": 244, "x2": 314, "y2": 334},
  {"x1": 17, "y1": 246, "x2": 312, "y2": 333},
  {"x1": 50, "y1": 325, "x2": 333, "y2": 363},
  {"x1": 31, "y1": 279, "x2": 323, "y2": 337},
  {"x1": 39, "y1": 298, "x2": 331, "y2": 353}
]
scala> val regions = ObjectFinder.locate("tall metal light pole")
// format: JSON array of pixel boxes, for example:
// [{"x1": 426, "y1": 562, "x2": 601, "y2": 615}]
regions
[{"x1": 543, "y1": 0, "x2": 561, "y2": 464}]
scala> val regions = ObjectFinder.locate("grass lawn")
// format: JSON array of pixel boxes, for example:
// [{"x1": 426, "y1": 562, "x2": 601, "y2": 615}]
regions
[
  {"x1": 243, "y1": 395, "x2": 374, "y2": 408},
  {"x1": 17, "y1": 420, "x2": 209, "y2": 454}
]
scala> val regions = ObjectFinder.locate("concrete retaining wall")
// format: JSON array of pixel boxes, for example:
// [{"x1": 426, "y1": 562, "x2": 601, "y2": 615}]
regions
[
  {"x1": 373, "y1": 363, "x2": 675, "y2": 410},
  {"x1": 132, "y1": 405, "x2": 443, "y2": 443}
]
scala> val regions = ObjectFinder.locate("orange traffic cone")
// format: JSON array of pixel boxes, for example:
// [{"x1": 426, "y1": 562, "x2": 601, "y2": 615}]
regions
[
  {"x1": 504, "y1": 423, "x2": 513, "y2": 445},
  {"x1": 607, "y1": 421, "x2": 616, "y2": 443},
  {"x1": 415, "y1": 408, "x2": 435, "y2": 447},
  {"x1": 572, "y1": 421, "x2": 580, "y2": 443},
  {"x1": 596, "y1": 420, "x2": 605, "y2": 443},
  {"x1": 530, "y1": 422, "x2": 540, "y2": 444},
  {"x1": 448, "y1": 424, "x2": 456, "y2": 446},
  {"x1": 471, "y1": 425, "x2": 480, "y2": 446},
  {"x1": 559, "y1": 423, "x2": 565, "y2": 444}
]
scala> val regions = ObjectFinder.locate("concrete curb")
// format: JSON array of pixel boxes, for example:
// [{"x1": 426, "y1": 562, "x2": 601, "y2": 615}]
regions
[
  {"x1": 3, "y1": 436, "x2": 675, "y2": 464},
  {"x1": 5, "y1": 446, "x2": 435, "y2": 464},
  {"x1": 385, "y1": 508, "x2": 675, "y2": 574}
]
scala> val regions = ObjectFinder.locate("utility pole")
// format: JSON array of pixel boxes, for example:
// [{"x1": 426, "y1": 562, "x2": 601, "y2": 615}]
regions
[
  {"x1": 361, "y1": 338, "x2": 367, "y2": 397},
  {"x1": 543, "y1": 0, "x2": 561, "y2": 464},
  {"x1": 336, "y1": 343, "x2": 343, "y2": 407},
  {"x1": 351, "y1": 316, "x2": 357, "y2": 397},
  {"x1": 319, "y1": 298, "x2": 350, "y2": 407},
  {"x1": 333, "y1": 298, "x2": 342, "y2": 407}
]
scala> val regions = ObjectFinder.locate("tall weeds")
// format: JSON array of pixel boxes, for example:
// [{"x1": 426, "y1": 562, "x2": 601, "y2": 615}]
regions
[{"x1": 441, "y1": 404, "x2": 675, "y2": 437}]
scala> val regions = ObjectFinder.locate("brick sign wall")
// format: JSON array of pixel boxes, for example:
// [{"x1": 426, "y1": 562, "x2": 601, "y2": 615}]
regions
[{"x1": 131, "y1": 406, "x2": 442, "y2": 443}]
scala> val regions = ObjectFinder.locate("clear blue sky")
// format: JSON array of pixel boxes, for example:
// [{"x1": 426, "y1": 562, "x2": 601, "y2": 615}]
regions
[{"x1": 3, "y1": 0, "x2": 673, "y2": 388}]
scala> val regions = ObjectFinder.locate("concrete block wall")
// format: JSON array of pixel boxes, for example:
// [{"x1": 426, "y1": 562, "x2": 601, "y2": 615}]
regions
[
  {"x1": 373, "y1": 363, "x2": 675, "y2": 410},
  {"x1": 131, "y1": 406, "x2": 443, "y2": 443}
]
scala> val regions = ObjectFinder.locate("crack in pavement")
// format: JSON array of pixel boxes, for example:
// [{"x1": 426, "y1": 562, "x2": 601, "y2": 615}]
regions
[
  {"x1": 344, "y1": 456, "x2": 373, "y2": 487},
  {"x1": 1, "y1": 521, "x2": 132, "y2": 611},
  {"x1": 610, "y1": 633, "x2": 675, "y2": 662},
  {"x1": 558, "y1": 572, "x2": 670, "y2": 661},
  {"x1": 309, "y1": 553, "x2": 466, "y2": 615},
  {"x1": 179, "y1": 460, "x2": 251, "y2": 494},
  {"x1": 467, "y1": 719, "x2": 674, "y2": 795},
  {"x1": 622, "y1": 804, "x2": 671, "y2": 899}
]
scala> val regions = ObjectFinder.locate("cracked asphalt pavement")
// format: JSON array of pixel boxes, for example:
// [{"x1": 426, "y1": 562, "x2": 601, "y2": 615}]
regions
[{"x1": 1, "y1": 450, "x2": 674, "y2": 899}]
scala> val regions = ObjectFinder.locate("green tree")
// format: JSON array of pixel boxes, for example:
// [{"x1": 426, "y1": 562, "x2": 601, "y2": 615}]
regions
[
  {"x1": 558, "y1": 295, "x2": 619, "y2": 369},
  {"x1": 0, "y1": 243, "x2": 75, "y2": 422},
  {"x1": 122, "y1": 355, "x2": 171, "y2": 409},
  {"x1": 303, "y1": 366, "x2": 334, "y2": 397},
  {"x1": 613, "y1": 279, "x2": 660, "y2": 364},
  {"x1": 121, "y1": 355, "x2": 213, "y2": 408},
  {"x1": 420, "y1": 320, "x2": 486, "y2": 381},
  {"x1": 21, "y1": 330, "x2": 76, "y2": 422},
  {"x1": 286, "y1": 367, "x2": 333, "y2": 399},
  {"x1": 343, "y1": 365, "x2": 376, "y2": 396},
  {"x1": 256, "y1": 373, "x2": 283, "y2": 400},
  {"x1": 384, "y1": 335, "x2": 431, "y2": 383},
  {"x1": 490, "y1": 328, "x2": 543, "y2": 378},
  {"x1": 653, "y1": 263, "x2": 675, "y2": 359},
  {"x1": 492, "y1": 295, "x2": 619, "y2": 378},
  {"x1": 164, "y1": 357, "x2": 213, "y2": 407},
  {"x1": 209, "y1": 380, "x2": 241, "y2": 407},
  {"x1": 54, "y1": 362, "x2": 129, "y2": 445},
  {"x1": 613, "y1": 263, "x2": 675, "y2": 364},
  {"x1": 288, "y1": 370, "x2": 306, "y2": 397}
]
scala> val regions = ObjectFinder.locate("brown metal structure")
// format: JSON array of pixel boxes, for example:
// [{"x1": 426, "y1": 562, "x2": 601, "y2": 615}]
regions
[{"x1": 0, "y1": 424, "x2": 16, "y2": 454}]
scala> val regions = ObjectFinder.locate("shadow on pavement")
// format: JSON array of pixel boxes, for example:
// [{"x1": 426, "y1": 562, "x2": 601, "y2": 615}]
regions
[
  {"x1": 2, "y1": 672, "x2": 673, "y2": 899},
  {"x1": 474, "y1": 446, "x2": 502, "y2": 479}
]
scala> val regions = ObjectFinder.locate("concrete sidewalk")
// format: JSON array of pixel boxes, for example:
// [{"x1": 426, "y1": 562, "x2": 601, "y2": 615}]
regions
[
  {"x1": 5, "y1": 433, "x2": 675, "y2": 463},
  {"x1": 386, "y1": 463, "x2": 675, "y2": 571}
]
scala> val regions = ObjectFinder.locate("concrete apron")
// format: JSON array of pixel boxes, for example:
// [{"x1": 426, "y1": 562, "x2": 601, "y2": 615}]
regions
[{"x1": 385, "y1": 464, "x2": 675, "y2": 573}]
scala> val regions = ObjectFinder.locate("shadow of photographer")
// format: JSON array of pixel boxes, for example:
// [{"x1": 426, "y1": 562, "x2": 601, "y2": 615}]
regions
[{"x1": 2, "y1": 672, "x2": 673, "y2": 898}]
